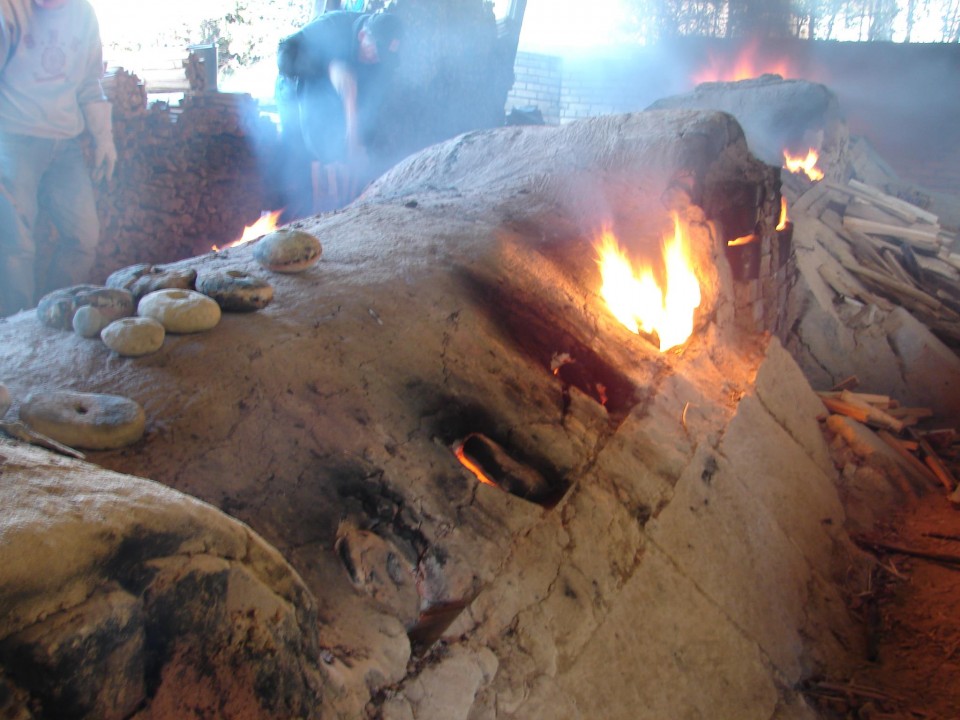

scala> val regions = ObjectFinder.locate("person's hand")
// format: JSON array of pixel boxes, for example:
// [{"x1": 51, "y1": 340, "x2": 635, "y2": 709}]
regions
[
  {"x1": 82, "y1": 102, "x2": 117, "y2": 182},
  {"x1": 328, "y1": 61, "x2": 357, "y2": 106},
  {"x1": 92, "y1": 137, "x2": 117, "y2": 183}
]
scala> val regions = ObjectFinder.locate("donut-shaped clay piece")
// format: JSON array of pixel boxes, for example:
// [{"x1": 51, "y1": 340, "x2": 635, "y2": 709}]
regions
[
  {"x1": 253, "y1": 229, "x2": 322, "y2": 273},
  {"x1": 196, "y1": 269, "x2": 274, "y2": 311},
  {"x1": 20, "y1": 390, "x2": 146, "y2": 450},
  {"x1": 137, "y1": 289, "x2": 221, "y2": 333}
]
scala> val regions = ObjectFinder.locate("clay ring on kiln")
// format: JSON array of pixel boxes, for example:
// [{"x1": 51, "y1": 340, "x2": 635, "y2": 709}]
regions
[
  {"x1": 19, "y1": 390, "x2": 146, "y2": 450},
  {"x1": 253, "y1": 229, "x2": 322, "y2": 273},
  {"x1": 137, "y1": 289, "x2": 221, "y2": 333},
  {"x1": 196, "y1": 269, "x2": 274, "y2": 311},
  {"x1": 101, "y1": 317, "x2": 166, "y2": 357}
]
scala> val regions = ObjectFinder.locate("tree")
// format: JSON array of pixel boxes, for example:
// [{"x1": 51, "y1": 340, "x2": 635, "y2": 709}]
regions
[{"x1": 726, "y1": 0, "x2": 793, "y2": 36}]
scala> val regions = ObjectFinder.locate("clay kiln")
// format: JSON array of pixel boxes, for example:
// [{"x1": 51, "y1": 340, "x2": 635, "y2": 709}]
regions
[{"x1": 0, "y1": 105, "x2": 891, "y2": 720}]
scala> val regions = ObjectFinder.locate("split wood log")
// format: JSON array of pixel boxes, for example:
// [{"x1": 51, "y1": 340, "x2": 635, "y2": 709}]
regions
[
  {"x1": 848, "y1": 178, "x2": 940, "y2": 225},
  {"x1": 880, "y1": 248, "x2": 918, "y2": 288},
  {"x1": 818, "y1": 390, "x2": 892, "y2": 408},
  {"x1": 926, "y1": 318, "x2": 960, "y2": 345},
  {"x1": 819, "y1": 395, "x2": 870, "y2": 424},
  {"x1": 842, "y1": 216, "x2": 940, "y2": 252},
  {"x1": 817, "y1": 264, "x2": 893, "y2": 311},
  {"x1": 837, "y1": 390, "x2": 904, "y2": 432},
  {"x1": 845, "y1": 198, "x2": 914, "y2": 228},
  {"x1": 792, "y1": 182, "x2": 831, "y2": 216},
  {"x1": 824, "y1": 178, "x2": 940, "y2": 226},
  {"x1": 877, "y1": 430, "x2": 942, "y2": 489},
  {"x1": 830, "y1": 376, "x2": 859, "y2": 391},
  {"x1": 819, "y1": 211, "x2": 890, "y2": 274},
  {"x1": 840, "y1": 259, "x2": 943, "y2": 312},
  {"x1": 908, "y1": 428, "x2": 957, "y2": 492},
  {"x1": 802, "y1": 679, "x2": 905, "y2": 704}
]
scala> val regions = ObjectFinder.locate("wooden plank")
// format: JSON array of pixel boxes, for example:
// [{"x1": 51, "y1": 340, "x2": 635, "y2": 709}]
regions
[
  {"x1": 840, "y1": 258, "x2": 943, "y2": 311},
  {"x1": 843, "y1": 216, "x2": 940, "y2": 250},
  {"x1": 817, "y1": 263, "x2": 893, "y2": 311},
  {"x1": 848, "y1": 178, "x2": 940, "y2": 225},
  {"x1": 792, "y1": 182, "x2": 830, "y2": 216},
  {"x1": 824, "y1": 179, "x2": 918, "y2": 224}
]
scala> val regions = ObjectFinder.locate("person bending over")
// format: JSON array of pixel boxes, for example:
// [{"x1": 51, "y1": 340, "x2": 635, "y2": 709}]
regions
[{"x1": 276, "y1": 10, "x2": 402, "y2": 217}]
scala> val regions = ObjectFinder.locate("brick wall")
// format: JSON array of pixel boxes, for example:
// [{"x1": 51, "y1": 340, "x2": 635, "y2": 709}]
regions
[{"x1": 504, "y1": 51, "x2": 563, "y2": 124}]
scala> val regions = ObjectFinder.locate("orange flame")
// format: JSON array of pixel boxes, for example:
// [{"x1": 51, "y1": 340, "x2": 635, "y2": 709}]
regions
[
  {"x1": 776, "y1": 196, "x2": 789, "y2": 230},
  {"x1": 783, "y1": 149, "x2": 824, "y2": 182},
  {"x1": 454, "y1": 442, "x2": 498, "y2": 487},
  {"x1": 727, "y1": 234, "x2": 756, "y2": 247},
  {"x1": 212, "y1": 209, "x2": 282, "y2": 252},
  {"x1": 692, "y1": 41, "x2": 792, "y2": 85},
  {"x1": 596, "y1": 214, "x2": 702, "y2": 353}
]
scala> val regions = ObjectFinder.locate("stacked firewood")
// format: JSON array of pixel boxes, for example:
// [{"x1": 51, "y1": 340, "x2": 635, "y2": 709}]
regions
[
  {"x1": 88, "y1": 71, "x2": 277, "y2": 283},
  {"x1": 788, "y1": 174, "x2": 960, "y2": 346},
  {"x1": 817, "y1": 382, "x2": 960, "y2": 505}
]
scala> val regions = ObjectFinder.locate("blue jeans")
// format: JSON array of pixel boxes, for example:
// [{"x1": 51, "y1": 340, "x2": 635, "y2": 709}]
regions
[{"x1": 0, "y1": 133, "x2": 100, "y2": 315}]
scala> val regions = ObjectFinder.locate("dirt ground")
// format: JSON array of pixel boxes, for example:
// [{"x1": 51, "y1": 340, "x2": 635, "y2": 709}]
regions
[{"x1": 807, "y1": 485, "x2": 960, "y2": 720}]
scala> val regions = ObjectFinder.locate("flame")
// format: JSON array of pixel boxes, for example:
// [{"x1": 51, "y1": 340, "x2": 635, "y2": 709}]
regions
[
  {"x1": 692, "y1": 40, "x2": 793, "y2": 85},
  {"x1": 212, "y1": 209, "x2": 282, "y2": 252},
  {"x1": 783, "y1": 149, "x2": 824, "y2": 182},
  {"x1": 454, "y1": 442, "x2": 498, "y2": 487},
  {"x1": 596, "y1": 215, "x2": 702, "y2": 353},
  {"x1": 776, "y1": 196, "x2": 788, "y2": 230},
  {"x1": 727, "y1": 234, "x2": 756, "y2": 247}
]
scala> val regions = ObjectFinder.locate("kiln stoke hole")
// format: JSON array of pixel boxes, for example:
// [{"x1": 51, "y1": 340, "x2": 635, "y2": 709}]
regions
[
  {"x1": 407, "y1": 599, "x2": 470, "y2": 654},
  {"x1": 452, "y1": 432, "x2": 562, "y2": 506}
]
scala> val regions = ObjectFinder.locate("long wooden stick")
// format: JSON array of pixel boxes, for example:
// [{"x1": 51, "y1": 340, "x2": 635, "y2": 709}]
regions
[
  {"x1": 848, "y1": 178, "x2": 940, "y2": 225},
  {"x1": 843, "y1": 216, "x2": 941, "y2": 250},
  {"x1": 855, "y1": 536, "x2": 960, "y2": 567},
  {"x1": 908, "y1": 428, "x2": 957, "y2": 491},
  {"x1": 841, "y1": 259, "x2": 943, "y2": 311}
]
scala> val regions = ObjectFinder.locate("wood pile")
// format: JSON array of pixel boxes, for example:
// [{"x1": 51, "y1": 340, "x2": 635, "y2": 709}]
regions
[
  {"x1": 88, "y1": 70, "x2": 278, "y2": 283},
  {"x1": 786, "y1": 173, "x2": 960, "y2": 347},
  {"x1": 816, "y1": 382, "x2": 960, "y2": 506}
]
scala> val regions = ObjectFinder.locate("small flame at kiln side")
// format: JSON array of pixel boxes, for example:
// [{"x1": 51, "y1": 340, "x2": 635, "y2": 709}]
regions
[
  {"x1": 454, "y1": 443, "x2": 498, "y2": 487},
  {"x1": 777, "y1": 196, "x2": 789, "y2": 231},
  {"x1": 783, "y1": 149, "x2": 824, "y2": 182},
  {"x1": 596, "y1": 215, "x2": 702, "y2": 353},
  {"x1": 212, "y1": 209, "x2": 282, "y2": 252}
]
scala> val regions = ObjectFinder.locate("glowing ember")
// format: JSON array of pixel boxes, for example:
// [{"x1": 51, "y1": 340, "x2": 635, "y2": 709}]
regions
[
  {"x1": 783, "y1": 149, "x2": 824, "y2": 182},
  {"x1": 596, "y1": 214, "x2": 702, "y2": 353},
  {"x1": 776, "y1": 196, "x2": 789, "y2": 231},
  {"x1": 212, "y1": 209, "x2": 282, "y2": 252},
  {"x1": 692, "y1": 41, "x2": 792, "y2": 85},
  {"x1": 454, "y1": 442, "x2": 498, "y2": 487}
]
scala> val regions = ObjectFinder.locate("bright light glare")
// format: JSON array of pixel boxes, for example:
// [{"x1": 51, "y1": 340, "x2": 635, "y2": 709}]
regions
[{"x1": 519, "y1": 0, "x2": 635, "y2": 53}]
